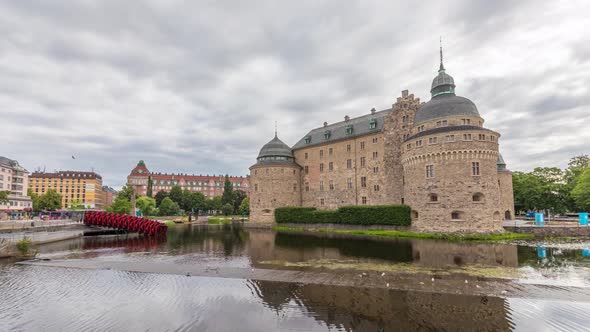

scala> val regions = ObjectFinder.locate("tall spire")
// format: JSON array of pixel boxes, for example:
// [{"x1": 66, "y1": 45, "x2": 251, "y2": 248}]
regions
[
  {"x1": 274, "y1": 121, "x2": 277, "y2": 137},
  {"x1": 439, "y1": 37, "x2": 445, "y2": 72}
]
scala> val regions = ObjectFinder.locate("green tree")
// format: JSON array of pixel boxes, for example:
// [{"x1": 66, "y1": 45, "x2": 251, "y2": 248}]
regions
[
  {"x1": 159, "y1": 197, "x2": 180, "y2": 216},
  {"x1": 221, "y1": 175, "x2": 235, "y2": 207},
  {"x1": 68, "y1": 200, "x2": 85, "y2": 210},
  {"x1": 27, "y1": 188, "x2": 40, "y2": 212},
  {"x1": 146, "y1": 175, "x2": 153, "y2": 198},
  {"x1": 154, "y1": 190, "x2": 168, "y2": 207},
  {"x1": 239, "y1": 197, "x2": 249, "y2": 215},
  {"x1": 206, "y1": 196, "x2": 222, "y2": 214},
  {"x1": 118, "y1": 185, "x2": 134, "y2": 201},
  {"x1": 0, "y1": 190, "x2": 9, "y2": 204},
  {"x1": 107, "y1": 196, "x2": 132, "y2": 214},
  {"x1": 169, "y1": 185, "x2": 183, "y2": 206},
  {"x1": 136, "y1": 196, "x2": 156, "y2": 216},
  {"x1": 513, "y1": 168, "x2": 567, "y2": 214},
  {"x1": 222, "y1": 203, "x2": 233, "y2": 216},
  {"x1": 233, "y1": 190, "x2": 247, "y2": 214},
  {"x1": 181, "y1": 190, "x2": 206, "y2": 212},
  {"x1": 564, "y1": 155, "x2": 590, "y2": 211},
  {"x1": 572, "y1": 167, "x2": 590, "y2": 212},
  {"x1": 38, "y1": 189, "x2": 62, "y2": 211}
]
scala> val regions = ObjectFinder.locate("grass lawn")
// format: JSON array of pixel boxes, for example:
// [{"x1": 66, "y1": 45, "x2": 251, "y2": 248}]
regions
[{"x1": 272, "y1": 225, "x2": 534, "y2": 242}]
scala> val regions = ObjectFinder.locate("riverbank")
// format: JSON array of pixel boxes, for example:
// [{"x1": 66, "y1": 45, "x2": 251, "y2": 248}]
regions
[{"x1": 273, "y1": 225, "x2": 535, "y2": 241}]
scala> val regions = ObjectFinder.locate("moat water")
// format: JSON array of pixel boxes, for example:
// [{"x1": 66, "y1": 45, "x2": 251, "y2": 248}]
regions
[{"x1": 2, "y1": 224, "x2": 590, "y2": 331}]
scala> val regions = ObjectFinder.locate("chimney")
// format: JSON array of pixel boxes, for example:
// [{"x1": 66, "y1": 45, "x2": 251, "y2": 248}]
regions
[
  {"x1": 370, "y1": 108, "x2": 376, "y2": 114},
  {"x1": 323, "y1": 122, "x2": 328, "y2": 127},
  {"x1": 344, "y1": 115, "x2": 350, "y2": 121}
]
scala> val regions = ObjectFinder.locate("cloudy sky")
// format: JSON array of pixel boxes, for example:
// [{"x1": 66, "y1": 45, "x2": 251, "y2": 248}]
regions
[{"x1": 1, "y1": 1, "x2": 588, "y2": 188}]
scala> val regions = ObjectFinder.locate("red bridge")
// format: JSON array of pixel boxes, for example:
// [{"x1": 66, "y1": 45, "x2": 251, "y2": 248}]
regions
[{"x1": 84, "y1": 211, "x2": 167, "y2": 237}]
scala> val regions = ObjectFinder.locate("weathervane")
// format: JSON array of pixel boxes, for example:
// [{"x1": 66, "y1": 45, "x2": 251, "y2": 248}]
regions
[{"x1": 439, "y1": 36, "x2": 445, "y2": 71}]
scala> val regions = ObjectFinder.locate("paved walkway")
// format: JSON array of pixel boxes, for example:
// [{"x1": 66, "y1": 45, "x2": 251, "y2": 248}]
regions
[{"x1": 0, "y1": 219, "x2": 81, "y2": 231}]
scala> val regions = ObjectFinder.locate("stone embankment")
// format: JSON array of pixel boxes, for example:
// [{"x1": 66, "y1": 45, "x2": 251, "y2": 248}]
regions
[{"x1": 504, "y1": 225, "x2": 590, "y2": 237}]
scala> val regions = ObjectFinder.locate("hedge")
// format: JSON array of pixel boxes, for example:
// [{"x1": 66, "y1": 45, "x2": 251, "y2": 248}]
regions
[{"x1": 275, "y1": 204, "x2": 411, "y2": 226}]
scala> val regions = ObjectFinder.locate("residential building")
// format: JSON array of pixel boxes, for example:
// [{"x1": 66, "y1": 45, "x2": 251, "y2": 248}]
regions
[
  {"x1": 0, "y1": 156, "x2": 33, "y2": 219},
  {"x1": 29, "y1": 171, "x2": 105, "y2": 209},
  {"x1": 127, "y1": 160, "x2": 249, "y2": 198}
]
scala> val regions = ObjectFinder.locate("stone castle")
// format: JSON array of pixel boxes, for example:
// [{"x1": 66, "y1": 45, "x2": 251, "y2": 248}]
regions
[{"x1": 249, "y1": 51, "x2": 514, "y2": 233}]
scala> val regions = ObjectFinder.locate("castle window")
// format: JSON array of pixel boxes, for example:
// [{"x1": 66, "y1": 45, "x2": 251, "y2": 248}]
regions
[
  {"x1": 373, "y1": 166, "x2": 379, "y2": 174},
  {"x1": 305, "y1": 136, "x2": 311, "y2": 144},
  {"x1": 347, "y1": 144, "x2": 351, "y2": 152},
  {"x1": 490, "y1": 135, "x2": 496, "y2": 142},
  {"x1": 416, "y1": 140, "x2": 423, "y2": 147},
  {"x1": 329, "y1": 162, "x2": 334, "y2": 171},
  {"x1": 407, "y1": 144, "x2": 412, "y2": 150},
  {"x1": 472, "y1": 162, "x2": 481, "y2": 176},
  {"x1": 436, "y1": 120, "x2": 448, "y2": 127},
  {"x1": 329, "y1": 148, "x2": 333, "y2": 156},
  {"x1": 361, "y1": 176, "x2": 367, "y2": 188},
  {"x1": 347, "y1": 159, "x2": 352, "y2": 169},
  {"x1": 372, "y1": 151, "x2": 378, "y2": 159},
  {"x1": 345, "y1": 125, "x2": 353, "y2": 135},
  {"x1": 463, "y1": 134, "x2": 472, "y2": 141},
  {"x1": 320, "y1": 181, "x2": 324, "y2": 191},
  {"x1": 462, "y1": 119, "x2": 471, "y2": 125},
  {"x1": 304, "y1": 152, "x2": 308, "y2": 160},
  {"x1": 417, "y1": 125, "x2": 425, "y2": 132},
  {"x1": 329, "y1": 180, "x2": 334, "y2": 190},
  {"x1": 320, "y1": 150, "x2": 324, "y2": 158},
  {"x1": 347, "y1": 178, "x2": 353, "y2": 189},
  {"x1": 369, "y1": 118, "x2": 377, "y2": 129},
  {"x1": 478, "y1": 134, "x2": 486, "y2": 140},
  {"x1": 429, "y1": 193, "x2": 438, "y2": 202},
  {"x1": 372, "y1": 137, "x2": 378, "y2": 143},
  {"x1": 445, "y1": 135, "x2": 455, "y2": 142},
  {"x1": 428, "y1": 137, "x2": 438, "y2": 144},
  {"x1": 320, "y1": 163, "x2": 324, "y2": 172},
  {"x1": 374, "y1": 184, "x2": 380, "y2": 192},
  {"x1": 362, "y1": 196, "x2": 367, "y2": 204},
  {"x1": 305, "y1": 183, "x2": 309, "y2": 191},
  {"x1": 426, "y1": 165, "x2": 435, "y2": 178},
  {"x1": 254, "y1": 184, "x2": 258, "y2": 192},
  {"x1": 451, "y1": 211, "x2": 464, "y2": 220},
  {"x1": 472, "y1": 192, "x2": 484, "y2": 202},
  {"x1": 360, "y1": 157, "x2": 366, "y2": 167},
  {"x1": 324, "y1": 130, "x2": 331, "y2": 140},
  {"x1": 402, "y1": 115, "x2": 408, "y2": 123},
  {"x1": 320, "y1": 198, "x2": 325, "y2": 206},
  {"x1": 360, "y1": 141, "x2": 365, "y2": 150}
]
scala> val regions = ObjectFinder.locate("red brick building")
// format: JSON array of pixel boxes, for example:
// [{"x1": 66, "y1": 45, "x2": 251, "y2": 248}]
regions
[{"x1": 127, "y1": 160, "x2": 249, "y2": 198}]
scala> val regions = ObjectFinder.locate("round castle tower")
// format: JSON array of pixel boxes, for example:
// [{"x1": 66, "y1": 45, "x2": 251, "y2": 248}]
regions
[
  {"x1": 401, "y1": 51, "x2": 505, "y2": 233},
  {"x1": 249, "y1": 133, "x2": 302, "y2": 223}
]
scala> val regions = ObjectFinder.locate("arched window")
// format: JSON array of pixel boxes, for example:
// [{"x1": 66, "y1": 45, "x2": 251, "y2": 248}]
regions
[
  {"x1": 504, "y1": 210, "x2": 512, "y2": 220},
  {"x1": 472, "y1": 193, "x2": 484, "y2": 202},
  {"x1": 493, "y1": 211, "x2": 501, "y2": 221},
  {"x1": 411, "y1": 210, "x2": 419, "y2": 220}
]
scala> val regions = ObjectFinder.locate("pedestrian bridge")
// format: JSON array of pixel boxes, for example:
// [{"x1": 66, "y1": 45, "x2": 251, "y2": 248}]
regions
[{"x1": 83, "y1": 211, "x2": 167, "y2": 237}]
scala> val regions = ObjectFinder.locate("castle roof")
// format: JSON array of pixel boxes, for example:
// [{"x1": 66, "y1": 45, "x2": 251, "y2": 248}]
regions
[
  {"x1": 292, "y1": 108, "x2": 391, "y2": 150},
  {"x1": 253, "y1": 134, "x2": 298, "y2": 167},
  {"x1": 414, "y1": 94, "x2": 480, "y2": 125}
]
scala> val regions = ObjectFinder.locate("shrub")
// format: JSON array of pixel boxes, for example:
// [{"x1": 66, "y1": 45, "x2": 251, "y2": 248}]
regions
[
  {"x1": 275, "y1": 205, "x2": 411, "y2": 226},
  {"x1": 16, "y1": 238, "x2": 32, "y2": 255}
]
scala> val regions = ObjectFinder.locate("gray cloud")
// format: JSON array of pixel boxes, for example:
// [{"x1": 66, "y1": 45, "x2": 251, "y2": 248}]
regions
[{"x1": 0, "y1": 0, "x2": 588, "y2": 188}]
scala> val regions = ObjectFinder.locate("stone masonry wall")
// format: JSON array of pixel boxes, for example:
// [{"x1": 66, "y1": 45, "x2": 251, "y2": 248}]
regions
[
  {"x1": 383, "y1": 90, "x2": 422, "y2": 205},
  {"x1": 293, "y1": 131, "x2": 387, "y2": 209},
  {"x1": 249, "y1": 164, "x2": 301, "y2": 223},
  {"x1": 498, "y1": 170, "x2": 515, "y2": 220}
]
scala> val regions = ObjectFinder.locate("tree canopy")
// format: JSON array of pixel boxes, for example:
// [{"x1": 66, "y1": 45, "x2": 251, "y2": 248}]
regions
[
  {"x1": 136, "y1": 196, "x2": 156, "y2": 216},
  {"x1": 168, "y1": 185, "x2": 183, "y2": 206},
  {"x1": 221, "y1": 175, "x2": 235, "y2": 207},
  {"x1": 154, "y1": 190, "x2": 168, "y2": 207},
  {"x1": 159, "y1": 197, "x2": 179, "y2": 216},
  {"x1": 107, "y1": 196, "x2": 132, "y2": 214},
  {"x1": 146, "y1": 175, "x2": 153, "y2": 198},
  {"x1": 572, "y1": 167, "x2": 590, "y2": 212},
  {"x1": 0, "y1": 190, "x2": 9, "y2": 204},
  {"x1": 118, "y1": 185, "x2": 134, "y2": 201},
  {"x1": 239, "y1": 197, "x2": 249, "y2": 215},
  {"x1": 37, "y1": 189, "x2": 62, "y2": 211}
]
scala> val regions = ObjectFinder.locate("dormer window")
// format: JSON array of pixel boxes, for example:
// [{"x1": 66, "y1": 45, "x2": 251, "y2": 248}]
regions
[
  {"x1": 345, "y1": 125, "x2": 353, "y2": 135},
  {"x1": 304, "y1": 136, "x2": 311, "y2": 144},
  {"x1": 324, "y1": 130, "x2": 331, "y2": 140},
  {"x1": 369, "y1": 118, "x2": 377, "y2": 129}
]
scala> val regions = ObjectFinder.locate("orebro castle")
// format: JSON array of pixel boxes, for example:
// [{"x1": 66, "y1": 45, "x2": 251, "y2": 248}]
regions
[{"x1": 249, "y1": 53, "x2": 514, "y2": 233}]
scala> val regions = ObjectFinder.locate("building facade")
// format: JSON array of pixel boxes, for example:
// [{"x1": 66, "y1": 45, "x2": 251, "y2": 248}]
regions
[
  {"x1": 102, "y1": 186, "x2": 118, "y2": 208},
  {"x1": 250, "y1": 54, "x2": 514, "y2": 233},
  {"x1": 0, "y1": 156, "x2": 33, "y2": 219},
  {"x1": 127, "y1": 160, "x2": 249, "y2": 198},
  {"x1": 29, "y1": 171, "x2": 105, "y2": 209}
]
